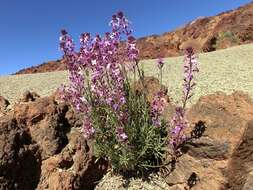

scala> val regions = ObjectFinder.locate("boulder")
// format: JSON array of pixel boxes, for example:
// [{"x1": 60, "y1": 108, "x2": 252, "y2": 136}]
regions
[
  {"x1": 186, "y1": 91, "x2": 253, "y2": 157},
  {"x1": 14, "y1": 96, "x2": 69, "y2": 159},
  {"x1": 133, "y1": 76, "x2": 169, "y2": 103},
  {"x1": 133, "y1": 76, "x2": 175, "y2": 121}
]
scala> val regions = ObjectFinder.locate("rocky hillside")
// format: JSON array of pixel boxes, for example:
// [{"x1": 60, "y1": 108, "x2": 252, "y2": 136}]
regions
[
  {"x1": 15, "y1": 2, "x2": 253, "y2": 74},
  {"x1": 15, "y1": 60, "x2": 66, "y2": 75},
  {"x1": 137, "y1": 1, "x2": 253, "y2": 59}
]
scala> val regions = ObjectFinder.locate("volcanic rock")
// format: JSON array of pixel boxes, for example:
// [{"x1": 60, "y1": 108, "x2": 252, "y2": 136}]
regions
[
  {"x1": 162, "y1": 91, "x2": 253, "y2": 189},
  {"x1": 133, "y1": 76, "x2": 169, "y2": 103},
  {"x1": 227, "y1": 120, "x2": 253, "y2": 190},
  {"x1": 36, "y1": 128, "x2": 108, "y2": 190},
  {"x1": 0, "y1": 93, "x2": 108, "y2": 189},
  {"x1": 0, "y1": 113, "x2": 41, "y2": 190}
]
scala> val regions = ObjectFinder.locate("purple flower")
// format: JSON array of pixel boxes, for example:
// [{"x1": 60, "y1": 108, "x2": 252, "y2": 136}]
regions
[
  {"x1": 59, "y1": 12, "x2": 137, "y2": 139},
  {"x1": 151, "y1": 91, "x2": 166, "y2": 127},
  {"x1": 116, "y1": 127, "x2": 128, "y2": 142},
  {"x1": 170, "y1": 47, "x2": 199, "y2": 151},
  {"x1": 110, "y1": 11, "x2": 132, "y2": 35},
  {"x1": 82, "y1": 117, "x2": 95, "y2": 139},
  {"x1": 182, "y1": 47, "x2": 199, "y2": 109},
  {"x1": 170, "y1": 106, "x2": 188, "y2": 149},
  {"x1": 127, "y1": 36, "x2": 139, "y2": 61},
  {"x1": 157, "y1": 58, "x2": 165, "y2": 69}
]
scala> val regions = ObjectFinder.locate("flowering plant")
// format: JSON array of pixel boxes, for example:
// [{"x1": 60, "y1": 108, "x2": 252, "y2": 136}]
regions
[
  {"x1": 59, "y1": 11, "x2": 199, "y2": 173},
  {"x1": 170, "y1": 47, "x2": 199, "y2": 154},
  {"x1": 59, "y1": 12, "x2": 168, "y2": 173},
  {"x1": 157, "y1": 57, "x2": 165, "y2": 83}
]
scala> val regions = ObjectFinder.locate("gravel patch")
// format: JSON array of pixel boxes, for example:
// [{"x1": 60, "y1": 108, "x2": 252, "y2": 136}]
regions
[{"x1": 0, "y1": 43, "x2": 253, "y2": 107}]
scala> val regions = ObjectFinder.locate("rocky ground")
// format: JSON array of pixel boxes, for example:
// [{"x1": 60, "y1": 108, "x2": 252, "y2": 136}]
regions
[
  {"x1": 1, "y1": 44, "x2": 253, "y2": 109},
  {"x1": 1, "y1": 77, "x2": 253, "y2": 189}
]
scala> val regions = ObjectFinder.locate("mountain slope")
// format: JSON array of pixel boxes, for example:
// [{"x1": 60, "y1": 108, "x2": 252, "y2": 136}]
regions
[{"x1": 15, "y1": 2, "x2": 253, "y2": 74}]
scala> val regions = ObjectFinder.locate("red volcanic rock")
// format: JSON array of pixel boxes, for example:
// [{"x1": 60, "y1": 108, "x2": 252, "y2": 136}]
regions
[
  {"x1": 1, "y1": 94, "x2": 108, "y2": 189},
  {"x1": 14, "y1": 59, "x2": 67, "y2": 75},
  {"x1": 133, "y1": 76, "x2": 175, "y2": 120},
  {"x1": 14, "y1": 96, "x2": 69, "y2": 159},
  {"x1": 161, "y1": 91, "x2": 253, "y2": 190},
  {"x1": 133, "y1": 76, "x2": 169, "y2": 103},
  {"x1": 0, "y1": 113, "x2": 41, "y2": 190},
  {"x1": 37, "y1": 128, "x2": 108, "y2": 190},
  {"x1": 3, "y1": 87, "x2": 253, "y2": 189},
  {"x1": 186, "y1": 91, "x2": 253, "y2": 156},
  {"x1": 14, "y1": 2, "x2": 253, "y2": 74}
]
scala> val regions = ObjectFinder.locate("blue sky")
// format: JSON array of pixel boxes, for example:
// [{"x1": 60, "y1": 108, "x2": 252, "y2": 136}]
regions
[{"x1": 0, "y1": 0, "x2": 252, "y2": 75}]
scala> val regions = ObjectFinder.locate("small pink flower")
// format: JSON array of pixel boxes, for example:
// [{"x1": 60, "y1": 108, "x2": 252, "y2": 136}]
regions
[
  {"x1": 82, "y1": 117, "x2": 95, "y2": 139},
  {"x1": 151, "y1": 91, "x2": 166, "y2": 127},
  {"x1": 116, "y1": 127, "x2": 128, "y2": 142}
]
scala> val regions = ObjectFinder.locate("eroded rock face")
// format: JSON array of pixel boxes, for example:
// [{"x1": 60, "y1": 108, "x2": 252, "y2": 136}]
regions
[
  {"x1": 227, "y1": 120, "x2": 253, "y2": 190},
  {"x1": 186, "y1": 91, "x2": 253, "y2": 157},
  {"x1": 162, "y1": 91, "x2": 253, "y2": 189},
  {"x1": 0, "y1": 93, "x2": 108, "y2": 190},
  {"x1": 14, "y1": 96, "x2": 69, "y2": 159},
  {"x1": 37, "y1": 128, "x2": 108, "y2": 190},
  {"x1": 0, "y1": 114, "x2": 41, "y2": 190}
]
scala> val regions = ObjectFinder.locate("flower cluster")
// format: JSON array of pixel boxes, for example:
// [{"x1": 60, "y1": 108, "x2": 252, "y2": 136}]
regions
[
  {"x1": 150, "y1": 91, "x2": 167, "y2": 127},
  {"x1": 170, "y1": 47, "x2": 199, "y2": 151},
  {"x1": 170, "y1": 107, "x2": 188, "y2": 149},
  {"x1": 59, "y1": 12, "x2": 138, "y2": 140},
  {"x1": 182, "y1": 47, "x2": 199, "y2": 108}
]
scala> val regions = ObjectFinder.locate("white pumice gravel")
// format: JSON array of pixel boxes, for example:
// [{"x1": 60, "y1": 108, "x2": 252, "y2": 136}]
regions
[{"x1": 0, "y1": 43, "x2": 253, "y2": 108}]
